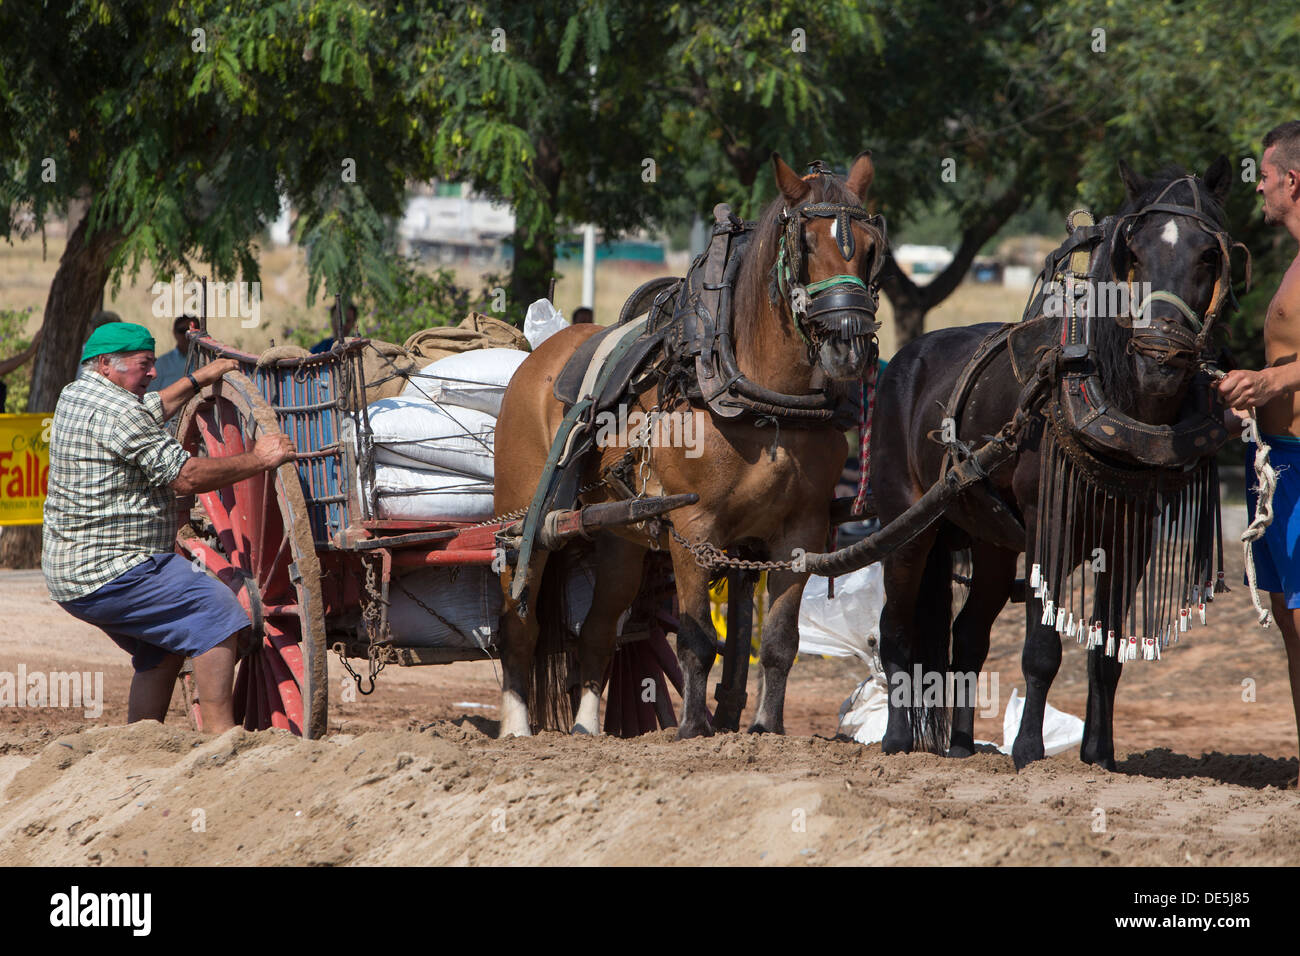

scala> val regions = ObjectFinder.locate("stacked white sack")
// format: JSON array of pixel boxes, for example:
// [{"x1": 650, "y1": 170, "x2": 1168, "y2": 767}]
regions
[
  {"x1": 370, "y1": 462, "x2": 495, "y2": 520},
  {"x1": 368, "y1": 348, "x2": 529, "y2": 520},
  {"x1": 368, "y1": 397, "x2": 496, "y2": 478},
  {"x1": 400, "y1": 348, "x2": 530, "y2": 416}
]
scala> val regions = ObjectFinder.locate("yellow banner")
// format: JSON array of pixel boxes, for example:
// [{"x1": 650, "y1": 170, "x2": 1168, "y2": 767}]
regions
[{"x1": 0, "y1": 413, "x2": 51, "y2": 525}]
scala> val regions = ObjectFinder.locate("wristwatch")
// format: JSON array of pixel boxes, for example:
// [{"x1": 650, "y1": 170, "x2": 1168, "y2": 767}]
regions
[{"x1": 187, "y1": 372, "x2": 201, "y2": 392}]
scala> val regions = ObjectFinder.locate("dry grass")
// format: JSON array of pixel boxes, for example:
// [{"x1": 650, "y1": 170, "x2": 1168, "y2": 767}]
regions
[{"x1": 0, "y1": 234, "x2": 1030, "y2": 360}]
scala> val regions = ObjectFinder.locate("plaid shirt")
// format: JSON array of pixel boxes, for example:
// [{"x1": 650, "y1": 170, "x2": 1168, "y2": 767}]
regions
[{"x1": 42, "y1": 370, "x2": 191, "y2": 602}]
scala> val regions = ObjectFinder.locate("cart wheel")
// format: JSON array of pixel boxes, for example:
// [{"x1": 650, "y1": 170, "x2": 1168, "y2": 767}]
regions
[
  {"x1": 173, "y1": 372, "x2": 328, "y2": 738},
  {"x1": 604, "y1": 553, "x2": 682, "y2": 737}
]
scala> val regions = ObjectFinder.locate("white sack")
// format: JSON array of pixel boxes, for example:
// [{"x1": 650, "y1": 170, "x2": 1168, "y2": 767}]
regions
[
  {"x1": 838, "y1": 677, "x2": 891, "y2": 744},
  {"x1": 368, "y1": 397, "x2": 496, "y2": 479},
  {"x1": 524, "y1": 298, "x2": 569, "y2": 349},
  {"x1": 372, "y1": 462, "x2": 495, "y2": 521},
  {"x1": 999, "y1": 687, "x2": 1084, "y2": 757},
  {"x1": 400, "y1": 348, "x2": 530, "y2": 416},
  {"x1": 797, "y1": 563, "x2": 885, "y2": 665}
]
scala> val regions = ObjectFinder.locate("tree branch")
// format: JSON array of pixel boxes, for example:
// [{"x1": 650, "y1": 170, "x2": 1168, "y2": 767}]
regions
[{"x1": 920, "y1": 181, "x2": 1024, "y2": 309}]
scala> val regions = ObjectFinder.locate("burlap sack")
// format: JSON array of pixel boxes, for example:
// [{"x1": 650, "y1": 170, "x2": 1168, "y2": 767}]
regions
[
  {"x1": 256, "y1": 344, "x2": 312, "y2": 366},
  {"x1": 403, "y1": 312, "x2": 529, "y2": 359},
  {"x1": 361, "y1": 340, "x2": 421, "y2": 402}
]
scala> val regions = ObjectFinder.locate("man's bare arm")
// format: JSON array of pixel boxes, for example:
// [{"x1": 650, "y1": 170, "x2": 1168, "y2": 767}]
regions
[
  {"x1": 170, "y1": 434, "x2": 296, "y2": 495},
  {"x1": 156, "y1": 357, "x2": 240, "y2": 421},
  {"x1": 1219, "y1": 270, "x2": 1300, "y2": 409}
]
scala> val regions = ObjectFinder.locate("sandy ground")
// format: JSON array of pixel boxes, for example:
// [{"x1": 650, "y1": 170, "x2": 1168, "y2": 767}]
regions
[{"x1": 0, "y1": 504, "x2": 1297, "y2": 866}]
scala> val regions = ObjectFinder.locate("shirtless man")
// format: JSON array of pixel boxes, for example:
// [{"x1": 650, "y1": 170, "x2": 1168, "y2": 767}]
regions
[{"x1": 1218, "y1": 120, "x2": 1300, "y2": 784}]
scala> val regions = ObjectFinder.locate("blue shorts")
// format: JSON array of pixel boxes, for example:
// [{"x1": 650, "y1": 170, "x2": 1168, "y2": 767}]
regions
[
  {"x1": 59, "y1": 553, "x2": 250, "y2": 672},
  {"x1": 1246, "y1": 436, "x2": 1300, "y2": 609}
]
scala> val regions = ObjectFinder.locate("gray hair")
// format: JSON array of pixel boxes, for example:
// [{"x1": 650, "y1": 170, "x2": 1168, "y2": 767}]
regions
[{"x1": 80, "y1": 353, "x2": 135, "y2": 377}]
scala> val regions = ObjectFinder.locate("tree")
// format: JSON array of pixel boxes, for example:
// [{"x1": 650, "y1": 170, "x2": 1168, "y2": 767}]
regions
[{"x1": 0, "y1": 0, "x2": 465, "y2": 565}]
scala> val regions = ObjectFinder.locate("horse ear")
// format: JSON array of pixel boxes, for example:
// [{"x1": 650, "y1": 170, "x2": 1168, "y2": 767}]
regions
[
  {"x1": 772, "y1": 153, "x2": 810, "y2": 205},
  {"x1": 1202, "y1": 153, "x2": 1232, "y2": 204},
  {"x1": 1118, "y1": 158, "x2": 1148, "y2": 202},
  {"x1": 846, "y1": 150, "x2": 875, "y2": 202}
]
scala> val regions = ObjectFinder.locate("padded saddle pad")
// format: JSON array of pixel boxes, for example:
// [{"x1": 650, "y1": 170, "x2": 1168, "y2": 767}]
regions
[{"x1": 552, "y1": 317, "x2": 665, "y2": 412}]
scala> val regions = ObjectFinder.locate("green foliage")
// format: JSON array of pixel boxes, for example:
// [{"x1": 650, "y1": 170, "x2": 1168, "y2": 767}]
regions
[
  {"x1": 3, "y1": 0, "x2": 1297, "y2": 360},
  {"x1": 0, "y1": 308, "x2": 36, "y2": 413},
  {"x1": 280, "y1": 260, "x2": 507, "y2": 348}
]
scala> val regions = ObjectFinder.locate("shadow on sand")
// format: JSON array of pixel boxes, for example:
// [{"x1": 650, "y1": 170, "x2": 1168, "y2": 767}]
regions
[{"x1": 1118, "y1": 748, "x2": 1298, "y2": 790}]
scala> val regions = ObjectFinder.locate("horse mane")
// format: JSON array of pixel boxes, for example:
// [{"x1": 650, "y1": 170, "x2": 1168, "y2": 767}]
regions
[
  {"x1": 731, "y1": 169, "x2": 862, "y2": 343},
  {"x1": 1092, "y1": 165, "x2": 1226, "y2": 414}
]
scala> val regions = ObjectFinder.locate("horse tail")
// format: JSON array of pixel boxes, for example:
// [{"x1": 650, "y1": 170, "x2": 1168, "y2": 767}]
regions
[
  {"x1": 527, "y1": 546, "x2": 576, "y2": 732},
  {"x1": 908, "y1": 541, "x2": 954, "y2": 753}
]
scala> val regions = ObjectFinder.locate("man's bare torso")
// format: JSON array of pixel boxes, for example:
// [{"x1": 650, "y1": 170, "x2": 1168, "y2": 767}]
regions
[{"x1": 1259, "y1": 254, "x2": 1300, "y2": 435}]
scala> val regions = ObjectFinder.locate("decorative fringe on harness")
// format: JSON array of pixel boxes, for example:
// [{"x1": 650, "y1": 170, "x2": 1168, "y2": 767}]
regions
[{"x1": 1029, "y1": 415, "x2": 1225, "y2": 660}]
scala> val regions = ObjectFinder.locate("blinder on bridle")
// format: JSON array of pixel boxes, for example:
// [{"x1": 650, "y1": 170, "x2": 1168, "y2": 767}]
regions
[
  {"x1": 1105, "y1": 175, "x2": 1252, "y2": 369},
  {"x1": 772, "y1": 161, "x2": 888, "y2": 360}
]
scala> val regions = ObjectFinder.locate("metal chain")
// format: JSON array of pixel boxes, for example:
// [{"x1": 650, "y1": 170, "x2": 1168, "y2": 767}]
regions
[
  {"x1": 336, "y1": 554, "x2": 389, "y2": 695},
  {"x1": 634, "y1": 404, "x2": 661, "y2": 495},
  {"x1": 668, "y1": 526, "x2": 798, "y2": 572},
  {"x1": 460, "y1": 476, "x2": 612, "y2": 531}
]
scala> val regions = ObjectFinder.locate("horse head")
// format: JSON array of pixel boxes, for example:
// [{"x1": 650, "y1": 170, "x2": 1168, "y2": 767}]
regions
[
  {"x1": 1098, "y1": 155, "x2": 1236, "y2": 422},
  {"x1": 768, "y1": 151, "x2": 885, "y2": 381}
]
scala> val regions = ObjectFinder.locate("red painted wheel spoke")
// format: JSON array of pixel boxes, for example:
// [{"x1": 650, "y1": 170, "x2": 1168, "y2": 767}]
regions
[
  {"x1": 261, "y1": 632, "x2": 302, "y2": 734},
  {"x1": 265, "y1": 619, "x2": 305, "y2": 684},
  {"x1": 257, "y1": 530, "x2": 292, "y2": 600}
]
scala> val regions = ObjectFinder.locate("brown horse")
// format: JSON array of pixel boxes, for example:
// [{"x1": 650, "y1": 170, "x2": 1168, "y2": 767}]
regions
[{"x1": 494, "y1": 153, "x2": 882, "y2": 738}]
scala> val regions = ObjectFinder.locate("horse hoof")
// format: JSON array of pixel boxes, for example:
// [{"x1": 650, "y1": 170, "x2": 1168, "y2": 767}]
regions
[
  {"x1": 881, "y1": 732, "x2": 911, "y2": 755},
  {"x1": 572, "y1": 723, "x2": 596, "y2": 736},
  {"x1": 947, "y1": 744, "x2": 975, "y2": 759},
  {"x1": 676, "y1": 720, "x2": 713, "y2": 740},
  {"x1": 1011, "y1": 744, "x2": 1044, "y2": 771},
  {"x1": 747, "y1": 721, "x2": 782, "y2": 735},
  {"x1": 1081, "y1": 751, "x2": 1117, "y2": 772}
]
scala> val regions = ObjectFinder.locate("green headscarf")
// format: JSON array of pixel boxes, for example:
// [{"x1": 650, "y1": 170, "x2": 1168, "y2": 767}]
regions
[{"x1": 81, "y1": 322, "x2": 156, "y2": 363}]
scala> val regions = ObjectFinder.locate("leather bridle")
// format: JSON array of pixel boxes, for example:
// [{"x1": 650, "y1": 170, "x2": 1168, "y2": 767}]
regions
[
  {"x1": 771, "y1": 174, "x2": 887, "y2": 357},
  {"x1": 1106, "y1": 175, "x2": 1252, "y2": 366}
]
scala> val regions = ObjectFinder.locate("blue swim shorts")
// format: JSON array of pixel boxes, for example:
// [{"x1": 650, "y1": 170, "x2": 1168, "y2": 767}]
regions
[
  {"x1": 1245, "y1": 435, "x2": 1300, "y2": 610},
  {"x1": 59, "y1": 553, "x2": 250, "y2": 672}
]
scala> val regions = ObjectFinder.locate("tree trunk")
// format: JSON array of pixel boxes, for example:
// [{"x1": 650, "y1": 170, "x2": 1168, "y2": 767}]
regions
[
  {"x1": 881, "y1": 183, "x2": 1025, "y2": 348},
  {"x1": 0, "y1": 212, "x2": 120, "y2": 569},
  {"x1": 509, "y1": 135, "x2": 563, "y2": 317}
]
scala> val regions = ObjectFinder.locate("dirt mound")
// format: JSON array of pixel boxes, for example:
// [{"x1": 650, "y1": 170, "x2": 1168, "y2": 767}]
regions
[{"x1": 1, "y1": 719, "x2": 1296, "y2": 866}]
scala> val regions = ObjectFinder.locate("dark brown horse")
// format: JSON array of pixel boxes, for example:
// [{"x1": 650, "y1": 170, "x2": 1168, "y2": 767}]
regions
[
  {"x1": 870, "y1": 157, "x2": 1235, "y2": 769},
  {"x1": 494, "y1": 153, "x2": 882, "y2": 738}
]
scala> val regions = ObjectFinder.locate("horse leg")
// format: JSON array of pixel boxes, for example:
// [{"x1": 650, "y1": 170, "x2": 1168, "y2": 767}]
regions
[
  {"x1": 880, "y1": 528, "x2": 941, "y2": 755},
  {"x1": 948, "y1": 542, "x2": 1017, "y2": 758},
  {"x1": 572, "y1": 537, "x2": 647, "y2": 735},
  {"x1": 747, "y1": 565, "x2": 805, "y2": 735},
  {"x1": 1080, "y1": 586, "x2": 1124, "y2": 769},
  {"x1": 497, "y1": 549, "x2": 548, "y2": 738},
  {"x1": 669, "y1": 541, "x2": 717, "y2": 740},
  {"x1": 1010, "y1": 511, "x2": 1070, "y2": 770}
]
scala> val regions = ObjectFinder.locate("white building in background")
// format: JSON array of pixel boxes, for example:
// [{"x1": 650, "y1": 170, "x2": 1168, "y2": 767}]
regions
[
  {"x1": 269, "y1": 194, "x2": 292, "y2": 246},
  {"x1": 893, "y1": 244, "x2": 955, "y2": 285},
  {"x1": 398, "y1": 183, "x2": 514, "y2": 264}
]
